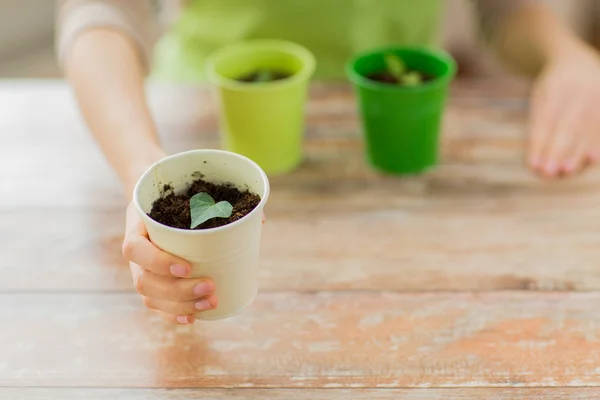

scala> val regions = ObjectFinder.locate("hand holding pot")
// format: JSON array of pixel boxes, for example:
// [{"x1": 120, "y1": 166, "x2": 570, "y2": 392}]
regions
[{"x1": 122, "y1": 202, "x2": 218, "y2": 325}]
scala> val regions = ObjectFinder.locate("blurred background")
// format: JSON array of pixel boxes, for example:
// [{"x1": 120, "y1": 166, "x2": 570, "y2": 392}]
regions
[{"x1": 1, "y1": 0, "x2": 599, "y2": 79}]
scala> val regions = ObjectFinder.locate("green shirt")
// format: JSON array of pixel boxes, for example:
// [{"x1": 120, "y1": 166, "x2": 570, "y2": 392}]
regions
[{"x1": 151, "y1": 0, "x2": 442, "y2": 82}]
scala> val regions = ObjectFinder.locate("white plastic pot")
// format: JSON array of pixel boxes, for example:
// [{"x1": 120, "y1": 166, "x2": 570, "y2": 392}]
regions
[{"x1": 133, "y1": 149, "x2": 270, "y2": 320}]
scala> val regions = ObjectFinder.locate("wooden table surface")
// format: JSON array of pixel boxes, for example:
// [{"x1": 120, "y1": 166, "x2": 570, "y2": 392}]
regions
[{"x1": 2, "y1": 79, "x2": 600, "y2": 399}]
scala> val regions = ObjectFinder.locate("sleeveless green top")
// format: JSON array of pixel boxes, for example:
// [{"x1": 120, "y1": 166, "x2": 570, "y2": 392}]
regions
[{"x1": 151, "y1": 0, "x2": 442, "y2": 82}]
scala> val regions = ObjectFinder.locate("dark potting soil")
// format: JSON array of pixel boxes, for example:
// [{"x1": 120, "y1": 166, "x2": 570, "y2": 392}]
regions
[
  {"x1": 366, "y1": 71, "x2": 435, "y2": 86},
  {"x1": 148, "y1": 178, "x2": 261, "y2": 230},
  {"x1": 236, "y1": 69, "x2": 292, "y2": 83}
]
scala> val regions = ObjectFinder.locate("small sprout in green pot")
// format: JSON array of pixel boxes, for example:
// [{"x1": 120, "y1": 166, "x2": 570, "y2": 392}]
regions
[{"x1": 367, "y1": 53, "x2": 431, "y2": 86}]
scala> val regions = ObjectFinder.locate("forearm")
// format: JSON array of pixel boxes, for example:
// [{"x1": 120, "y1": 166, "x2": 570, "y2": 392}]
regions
[
  {"x1": 477, "y1": 1, "x2": 584, "y2": 76},
  {"x1": 64, "y1": 29, "x2": 165, "y2": 198}
]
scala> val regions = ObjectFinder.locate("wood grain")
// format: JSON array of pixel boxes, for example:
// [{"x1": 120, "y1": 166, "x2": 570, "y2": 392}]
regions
[
  {"x1": 3, "y1": 80, "x2": 600, "y2": 395},
  {"x1": 2, "y1": 205, "x2": 600, "y2": 292},
  {"x1": 2, "y1": 81, "x2": 600, "y2": 292},
  {"x1": 1, "y1": 388, "x2": 598, "y2": 400},
  {"x1": 3, "y1": 79, "x2": 594, "y2": 211},
  {"x1": 2, "y1": 292, "x2": 600, "y2": 388}
]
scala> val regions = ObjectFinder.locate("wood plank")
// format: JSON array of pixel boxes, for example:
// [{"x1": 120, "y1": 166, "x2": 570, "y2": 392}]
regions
[
  {"x1": 5, "y1": 134, "x2": 600, "y2": 210},
  {"x1": 3, "y1": 81, "x2": 600, "y2": 292},
  {"x1": 4, "y1": 79, "x2": 593, "y2": 211},
  {"x1": 3, "y1": 80, "x2": 599, "y2": 395},
  {"x1": 2, "y1": 204, "x2": 600, "y2": 292},
  {"x1": 2, "y1": 292, "x2": 600, "y2": 387},
  {"x1": 0, "y1": 388, "x2": 597, "y2": 400},
  {"x1": 0, "y1": 79, "x2": 530, "y2": 130}
]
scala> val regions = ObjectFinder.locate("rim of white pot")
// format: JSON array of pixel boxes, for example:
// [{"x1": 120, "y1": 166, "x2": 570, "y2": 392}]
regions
[{"x1": 132, "y1": 149, "x2": 270, "y2": 235}]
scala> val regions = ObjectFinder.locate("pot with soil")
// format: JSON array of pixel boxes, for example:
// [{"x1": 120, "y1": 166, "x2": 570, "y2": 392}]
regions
[
  {"x1": 133, "y1": 149, "x2": 270, "y2": 320},
  {"x1": 346, "y1": 47, "x2": 456, "y2": 174},
  {"x1": 205, "y1": 39, "x2": 315, "y2": 176}
]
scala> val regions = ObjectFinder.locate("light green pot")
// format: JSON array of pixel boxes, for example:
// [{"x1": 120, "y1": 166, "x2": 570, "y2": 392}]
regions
[{"x1": 205, "y1": 40, "x2": 316, "y2": 175}]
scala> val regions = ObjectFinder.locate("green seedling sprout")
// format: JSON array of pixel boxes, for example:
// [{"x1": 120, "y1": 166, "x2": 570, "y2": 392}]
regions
[
  {"x1": 190, "y1": 192, "x2": 233, "y2": 229},
  {"x1": 401, "y1": 71, "x2": 422, "y2": 86},
  {"x1": 384, "y1": 53, "x2": 423, "y2": 86},
  {"x1": 255, "y1": 69, "x2": 275, "y2": 82}
]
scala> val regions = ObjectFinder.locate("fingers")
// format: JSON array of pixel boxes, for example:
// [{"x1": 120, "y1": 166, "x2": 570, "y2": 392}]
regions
[
  {"x1": 157, "y1": 311, "x2": 196, "y2": 325},
  {"x1": 584, "y1": 115, "x2": 600, "y2": 165},
  {"x1": 541, "y1": 103, "x2": 586, "y2": 177},
  {"x1": 586, "y1": 148, "x2": 600, "y2": 165},
  {"x1": 131, "y1": 261, "x2": 218, "y2": 325},
  {"x1": 528, "y1": 87, "x2": 593, "y2": 179},
  {"x1": 123, "y1": 203, "x2": 191, "y2": 278},
  {"x1": 527, "y1": 55, "x2": 600, "y2": 179},
  {"x1": 130, "y1": 262, "x2": 216, "y2": 302},
  {"x1": 561, "y1": 131, "x2": 590, "y2": 176},
  {"x1": 141, "y1": 294, "x2": 218, "y2": 315},
  {"x1": 528, "y1": 85, "x2": 558, "y2": 173}
]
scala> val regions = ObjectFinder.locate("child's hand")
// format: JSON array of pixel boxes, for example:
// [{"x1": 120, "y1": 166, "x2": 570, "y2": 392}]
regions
[
  {"x1": 122, "y1": 202, "x2": 218, "y2": 324},
  {"x1": 528, "y1": 42, "x2": 600, "y2": 178}
]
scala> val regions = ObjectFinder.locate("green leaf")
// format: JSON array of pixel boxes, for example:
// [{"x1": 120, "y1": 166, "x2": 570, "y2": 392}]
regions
[
  {"x1": 384, "y1": 53, "x2": 407, "y2": 81},
  {"x1": 190, "y1": 192, "x2": 233, "y2": 229},
  {"x1": 400, "y1": 71, "x2": 423, "y2": 86},
  {"x1": 255, "y1": 69, "x2": 274, "y2": 82}
]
